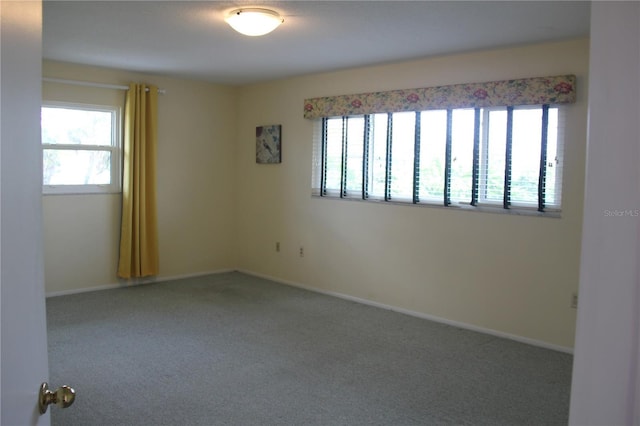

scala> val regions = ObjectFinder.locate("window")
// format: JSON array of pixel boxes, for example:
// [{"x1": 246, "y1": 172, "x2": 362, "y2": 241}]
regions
[
  {"x1": 313, "y1": 105, "x2": 563, "y2": 214},
  {"x1": 41, "y1": 102, "x2": 121, "y2": 194}
]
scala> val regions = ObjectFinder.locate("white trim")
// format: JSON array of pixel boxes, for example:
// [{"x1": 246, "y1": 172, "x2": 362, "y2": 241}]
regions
[
  {"x1": 45, "y1": 269, "x2": 235, "y2": 298},
  {"x1": 238, "y1": 269, "x2": 574, "y2": 354},
  {"x1": 46, "y1": 282, "x2": 125, "y2": 298},
  {"x1": 41, "y1": 101, "x2": 122, "y2": 195}
]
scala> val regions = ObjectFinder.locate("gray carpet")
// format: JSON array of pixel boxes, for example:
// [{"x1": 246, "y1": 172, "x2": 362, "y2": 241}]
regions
[{"x1": 47, "y1": 272, "x2": 572, "y2": 425}]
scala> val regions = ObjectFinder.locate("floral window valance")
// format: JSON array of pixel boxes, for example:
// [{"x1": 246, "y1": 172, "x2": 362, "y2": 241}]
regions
[{"x1": 303, "y1": 75, "x2": 576, "y2": 119}]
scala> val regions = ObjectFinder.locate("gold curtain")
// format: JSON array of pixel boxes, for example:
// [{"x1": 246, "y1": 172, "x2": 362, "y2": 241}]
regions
[{"x1": 117, "y1": 83, "x2": 159, "y2": 279}]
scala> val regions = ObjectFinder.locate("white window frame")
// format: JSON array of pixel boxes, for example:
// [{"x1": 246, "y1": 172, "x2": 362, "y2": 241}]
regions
[
  {"x1": 312, "y1": 104, "x2": 565, "y2": 217},
  {"x1": 42, "y1": 101, "x2": 122, "y2": 195},
  {"x1": 474, "y1": 106, "x2": 564, "y2": 211}
]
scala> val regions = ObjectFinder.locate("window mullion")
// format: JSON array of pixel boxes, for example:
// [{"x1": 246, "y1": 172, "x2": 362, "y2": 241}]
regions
[
  {"x1": 384, "y1": 113, "x2": 393, "y2": 201},
  {"x1": 362, "y1": 115, "x2": 371, "y2": 200},
  {"x1": 479, "y1": 109, "x2": 491, "y2": 202},
  {"x1": 470, "y1": 108, "x2": 481, "y2": 206},
  {"x1": 340, "y1": 117, "x2": 348, "y2": 198},
  {"x1": 320, "y1": 118, "x2": 328, "y2": 196},
  {"x1": 444, "y1": 109, "x2": 453, "y2": 206},
  {"x1": 538, "y1": 104, "x2": 550, "y2": 212},
  {"x1": 413, "y1": 111, "x2": 421, "y2": 204},
  {"x1": 503, "y1": 106, "x2": 514, "y2": 209},
  {"x1": 42, "y1": 144, "x2": 111, "y2": 151}
]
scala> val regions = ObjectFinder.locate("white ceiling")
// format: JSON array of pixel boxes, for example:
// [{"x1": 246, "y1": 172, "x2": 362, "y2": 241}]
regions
[{"x1": 43, "y1": 1, "x2": 591, "y2": 86}]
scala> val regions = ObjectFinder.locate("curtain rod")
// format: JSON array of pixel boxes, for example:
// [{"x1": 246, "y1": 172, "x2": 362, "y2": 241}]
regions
[{"x1": 43, "y1": 77, "x2": 166, "y2": 95}]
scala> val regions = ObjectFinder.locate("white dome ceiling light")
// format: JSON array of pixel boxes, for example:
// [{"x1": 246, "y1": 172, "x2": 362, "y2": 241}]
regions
[{"x1": 225, "y1": 8, "x2": 284, "y2": 37}]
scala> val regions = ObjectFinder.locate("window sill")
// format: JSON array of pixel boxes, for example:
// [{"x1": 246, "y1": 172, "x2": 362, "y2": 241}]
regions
[
  {"x1": 43, "y1": 187, "x2": 121, "y2": 196},
  {"x1": 311, "y1": 193, "x2": 561, "y2": 219}
]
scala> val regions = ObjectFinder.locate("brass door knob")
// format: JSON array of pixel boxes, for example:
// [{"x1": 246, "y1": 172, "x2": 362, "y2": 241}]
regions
[{"x1": 38, "y1": 382, "x2": 76, "y2": 414}]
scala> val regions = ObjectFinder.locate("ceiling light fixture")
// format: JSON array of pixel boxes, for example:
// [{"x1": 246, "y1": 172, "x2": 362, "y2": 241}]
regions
[{"x1": 225, "y1": 8, "x2": 284, "y2": 37}]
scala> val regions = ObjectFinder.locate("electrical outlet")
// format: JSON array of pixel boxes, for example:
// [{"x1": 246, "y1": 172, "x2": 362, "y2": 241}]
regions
[
  {"x1": 299, "y1": 246, "x2": 304, "y2": 257},
  {"x1": 275, "y1": 242, "x2": 280, "y2": 252},
  {"x1": 571, "y1": 292, "x2": 578, "y2": 309}
]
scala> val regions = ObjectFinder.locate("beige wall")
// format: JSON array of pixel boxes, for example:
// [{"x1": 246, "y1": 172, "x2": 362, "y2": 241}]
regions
[
  {"x1": 43, "y1": 60, "x2": 237, "y2": 294},
  {"x1": 234, "y1": 38, "x2": 589, "y2": 349},
  {"x1": 43, "y1": 38, "x2": 588, "y2": 349}
]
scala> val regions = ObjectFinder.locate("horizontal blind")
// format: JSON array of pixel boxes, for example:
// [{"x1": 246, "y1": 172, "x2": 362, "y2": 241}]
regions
[
  {"x1": 543, "y1": 107, "x2": 563, "y2": 209},
  {"x1": 418, "y1": 110, "x2": 447, "y2": 202},
  {"x1": 323, "y1": 118, "x2": 344, "y2": 196},
  {"x1": 314, "y1": 105, "x2": 565, "y2": 214},
  {"x1": 389, "y1": 112, "x2": 416, "y2": 201},
  {"x1": 368, "y1": 114, "x2": 389, "y2": 200},
  {"x1": 311, "y1": 119, "x2": 324, "y2": 196},
  {"x1": 477, "y1": 109, "x2": 506, "y2": 204},
  {"x1": 344, "y1": 116, "x2": 365, "y2": 198}
]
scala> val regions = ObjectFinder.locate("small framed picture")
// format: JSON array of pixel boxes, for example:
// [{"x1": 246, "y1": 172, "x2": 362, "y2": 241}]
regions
[{"x1": 256, "y1": 125, "x2": 282, "y2": 164}]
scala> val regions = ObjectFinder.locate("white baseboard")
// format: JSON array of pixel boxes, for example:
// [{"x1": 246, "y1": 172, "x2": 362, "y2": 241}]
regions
[
  {"x1": 45, "y1": 268, "x2": 235, "y2": 298},
  {"x1": 237, "y1": 269, "x2": 574, "y2": 355},
  {"x1": 46, "y1": 267, "x2": 574, "y2": 354}
]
